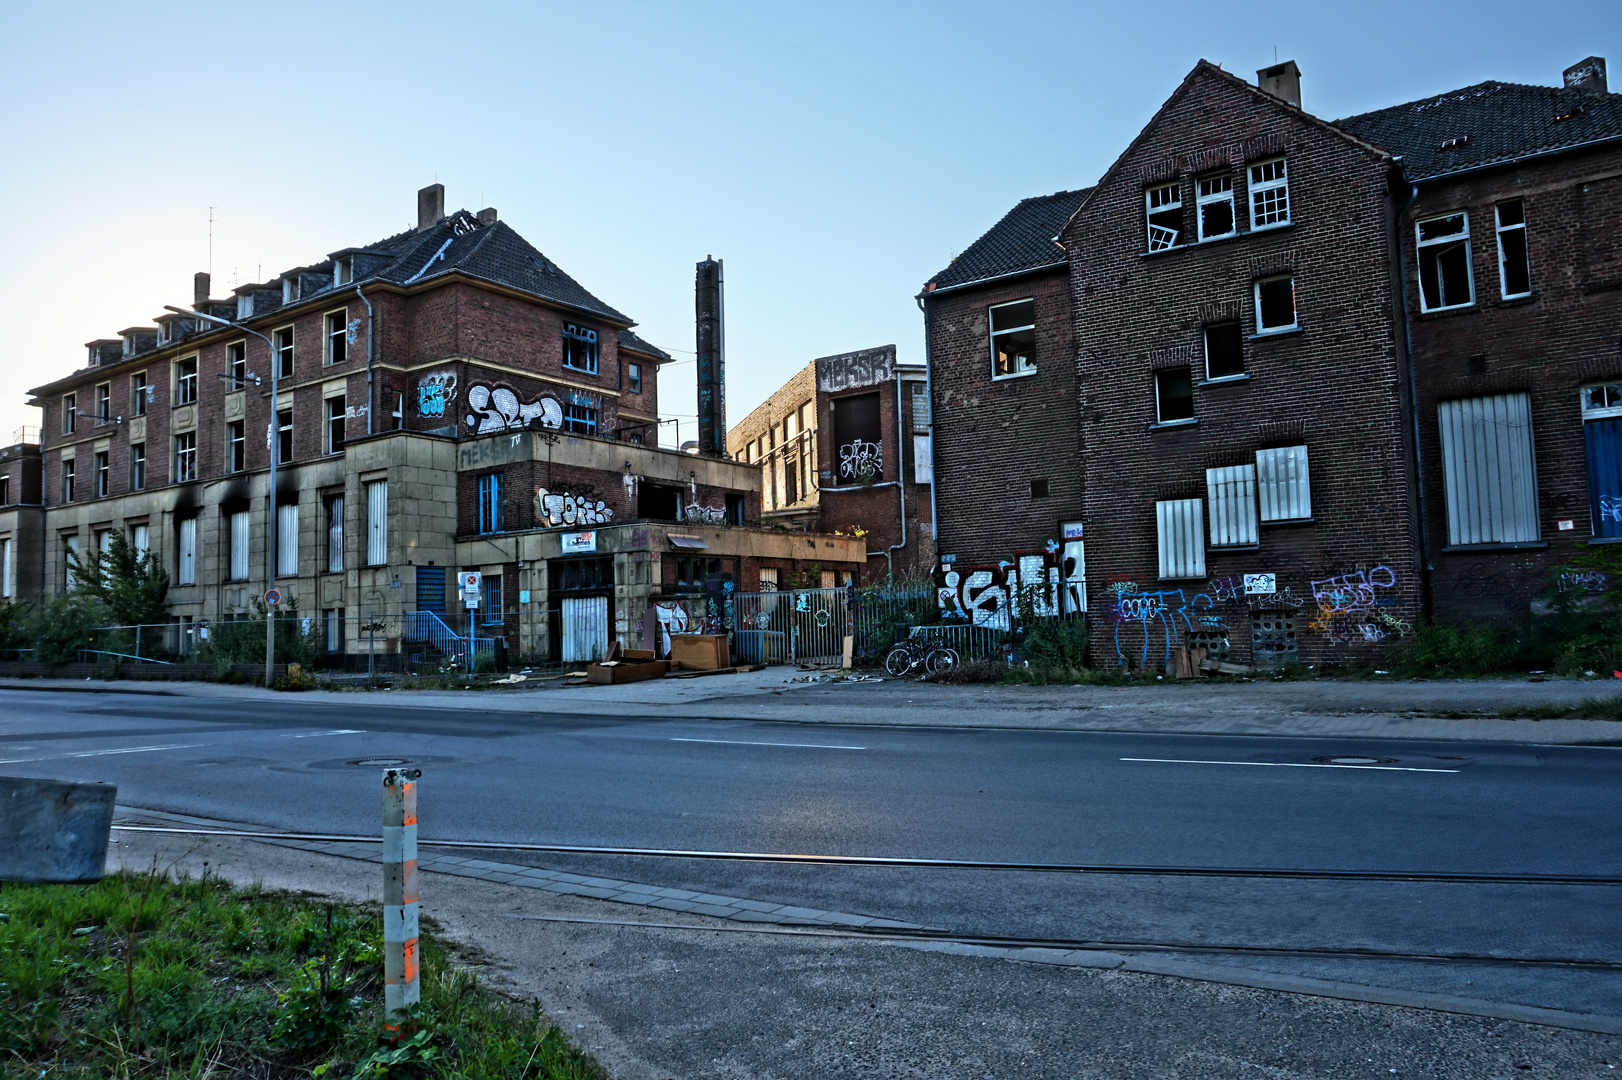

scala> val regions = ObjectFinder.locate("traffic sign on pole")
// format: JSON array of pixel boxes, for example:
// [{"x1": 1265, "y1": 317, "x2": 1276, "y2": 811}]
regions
[{"x1": 264, "y1": 589, "x2": 281, "y2": 607}]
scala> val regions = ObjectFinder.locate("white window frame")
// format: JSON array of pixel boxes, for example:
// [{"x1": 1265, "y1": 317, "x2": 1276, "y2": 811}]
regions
[
  {"x1": 1495, "y1": 200, "x2": 1531, "y2": 300},
  {"x1": 1582, "y1": 383, "x2": 1622, "y2": 420},
  {"x1": 175, "y1": 356, "x2": 199, "y2": 405},
  {"x1": 324, "y1": 308, "x2": 348, "y2": 366},
  {"x1": 95, "y1": 383, "x2": 111, "y2": 420},
  {"x1": 61, "y1": 457, "x2": 75, "y2": 502},
  {"x1": 1254, "y1": 274, "x2": 1298, "y2": 333},
  {"x1": 95, "y1": 451, "x2": 109, "y2": 497},
  {"x1": 1416, "y1": 212, "x2": 1475, "y2": 312},
  {"x1": 1248, "y1": 158, "x2": 1290, "y2": 229},
  {"x1": 1145, "y1": 182, "x2": 1183, "y2": 251},
  {"x1": 1195, "y1": 174, "x2": 1236, "y2": 242},
  {"x1": 1153, "y1": 368, "x2": 1195, "y2": 425},
  {"x1": 1256, "y1": 445, "x2": 1312, "y2": 522},
  {"x1": 177, "y1": 518, "x2": 196, "y2": 585},
  {"x1": 365, "y1": 480, "x2": 388, "y2": 566},
  {"x1": 274, "y1": 326, "x2": 295, "y2": 378},
  {"x1": 131, "y1": 372, "x2": 148, "y2": 416},
  {"x1": 130, "y1": 443, "x2": 146, "y2": 490},
  {"x1": 63, "y1": 393, "x2": 76, "y2": 434},
  {"x1": 227, "y1": 341, "x2": 247, "y2": 386},
  {"x1": 277, "y1": 408, "x2": 293, "y2": 465},
  {"x1": 1203, "y1": 322, "x2": 1245, "y2": 381},
  {"x1": 276, "y1": 502, "x2": 299, "y2": 577},
  {"x1": 229, "y1": 511, "x2": 250, "y2": 581},
  {"x1": 988, "y1": 298, "x2": 1038, "y2": 379},
  {"x1": 325, "y1": 395, "x2": 346, "y2": 455},
  {"x1": 1156, "y1": 498, "x2": 1206, "y2": 580},
  {"x1": 1206, "y1": 465, "x2": 1258, "y2": 546},
  {"x1": 131, "y1": 524, "x2": 149, "y2": 555},
  {"x1": 227, "y1": 420, "x2": 245, "y2": 472},
  {"x1": 174, "y1": 431, "x2": 197, "y2": 483}
]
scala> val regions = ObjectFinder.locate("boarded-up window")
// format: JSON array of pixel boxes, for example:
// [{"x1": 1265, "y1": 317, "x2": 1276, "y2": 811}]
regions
[
  {"x1": 1156, "y1": 498, "x2": 1205, "y2": 579},
  {"x1": 1438, "y1": 393, "x2": 1539, "y2": 545},
  {"x1": 913, "y1": 435, "x2": 933, "y2": 485},
  {"x1": 366, "y1": 480, "x2": 388, "y2": 565},
  {"x1": 832, "y1": 392, "x2": 883, "y2": 482},
  {"x1": 1206, "y1": 464, "x2": 1258, "y2": 546},
  {"x1": 1257, "y1": 445, "x2": 1311, "y2": 521},
  {"x1": 229, "y1": 512, "x2": 250, "y2": 581},
  {"x1": 176, "y1": 519, "x2": 196, "y2": 585},
  {"x1": 276, "y1": 503, "x2": 299, "y2": 577}
]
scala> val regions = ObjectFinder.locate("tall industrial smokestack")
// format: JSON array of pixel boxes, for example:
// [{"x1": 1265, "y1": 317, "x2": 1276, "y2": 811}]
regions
[{"x1": 695, "y1": 256, "x2": 726, "y2": 456}]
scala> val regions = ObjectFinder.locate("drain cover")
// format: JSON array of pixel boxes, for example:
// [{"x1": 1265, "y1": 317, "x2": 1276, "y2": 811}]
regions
[
  {"x1": 1313, "y1": 755, "x2": 1396, "y2": 765},
  {"x1": 348, "y1": 757, "x2": 416, "y2": 767}
]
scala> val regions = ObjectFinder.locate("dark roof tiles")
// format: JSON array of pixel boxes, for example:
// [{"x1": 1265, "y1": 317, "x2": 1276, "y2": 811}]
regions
[
  {"x1": 1334, "y1": 80, "x2": 1622, "y2": 182},
  {"x1": 617, "y1": 328, "x2": 673, "y2": 362},
  {"x1": 926, "y1": 188, "x2": 1092, "y2": 292}
]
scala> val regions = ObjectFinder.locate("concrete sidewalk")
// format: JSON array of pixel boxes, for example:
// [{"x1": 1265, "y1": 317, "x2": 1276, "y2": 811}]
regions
[
  {"x1": 7, "y1": 672, "x2": 1621, "y2": 745},
  {"x1": 109, "y1": 821, "x2": 1622, "y2": 1080}
]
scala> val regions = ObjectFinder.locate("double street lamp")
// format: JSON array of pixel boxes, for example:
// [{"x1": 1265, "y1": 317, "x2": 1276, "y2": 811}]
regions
[{"x1": 164, "y1": 305, "x2": 280, "y2": 688}]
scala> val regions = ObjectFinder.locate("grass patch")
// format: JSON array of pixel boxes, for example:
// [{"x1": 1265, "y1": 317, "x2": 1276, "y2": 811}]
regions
[
  {"x1": 1499, "y1": 694, "x2": 1622, "y2": 721},
  {"x1": 0, "y1": 868, "x2": 601, "y2": 1079}
]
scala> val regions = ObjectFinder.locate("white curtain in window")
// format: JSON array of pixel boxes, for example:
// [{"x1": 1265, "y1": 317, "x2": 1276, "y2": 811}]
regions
[
  {"x1": 276, "y1": 503, "x2": 298, "y2": 577},
  {"x1": 131, "y1": 524, "x2": 149, "y2": 554},
  {"x1": 230, "y1": 512, "x2": 250, "y2": 581},
  {"x1": 1156, "y1": 499, "x2": 1205, "y2": 580},
  {"x1": 1206, "y1": 465, "x2": 1258, "y2": 546},
  {"x1": 1438, "y1": 393, "x2": 1539, "y2": 545},
  {"x1": 1257, "y1": 445, "x2": 1312, "y2": 522},
  {"x1": 327, "y1": 496, "x2": 344, "y2": 573},
  {"x1": 177, "y1": 519, "x2": 196, "y2": 585},
  {"x1": 366, "y1": 480, "x2": 388, "y2": 566}
]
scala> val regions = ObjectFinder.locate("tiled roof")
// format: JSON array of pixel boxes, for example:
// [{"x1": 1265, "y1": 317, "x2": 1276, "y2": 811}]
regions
[
  {"x1": 1334, "y1": 80, "x2": 1622, "y2": 182},
  {"x1": 368, "y1": 214, "x2": 630, "y2": 323},
  {"x1": 926, "y1": 188, "x2": 1092, "y2": 292},
  {"x1": 617, "y1": 328, "x2": 672, "y2": 362}
]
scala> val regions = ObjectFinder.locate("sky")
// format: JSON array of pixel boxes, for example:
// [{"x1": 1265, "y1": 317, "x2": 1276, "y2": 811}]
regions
[{"x1": 1, "y1": 0, "x2": 1617, "y2": 447}]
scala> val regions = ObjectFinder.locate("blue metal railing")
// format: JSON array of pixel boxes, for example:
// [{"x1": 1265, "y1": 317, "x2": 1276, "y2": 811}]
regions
[{"x1": 402, "y1": 611, "x2": 495, "y2": 668}]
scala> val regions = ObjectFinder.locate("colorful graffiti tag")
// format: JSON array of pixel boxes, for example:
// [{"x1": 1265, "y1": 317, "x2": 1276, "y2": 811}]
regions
[
  {"x1": 936, "y1": 540, "x2": 1084, "y2": 631},
  {"x1": 464, "y1": 384, "x2": 564, "y2": 434},
  {"x1": 416, "y1": 371, "x2": 457, "y2": 418}
]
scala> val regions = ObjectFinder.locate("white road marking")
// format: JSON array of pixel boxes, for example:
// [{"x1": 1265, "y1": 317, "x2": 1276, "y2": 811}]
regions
[
  {"x1": 1120, "y1": 757, "x2": 1459, "y2": 774},
  {"x1": 671, "y1": 738, "x2": 866, "y2": 750},
  {"x1": 283, "y1": 729, "x2": 364, "y2": 738},
  {"x1": 0, "y1": 743, "x2": 201, "y2": 764}
]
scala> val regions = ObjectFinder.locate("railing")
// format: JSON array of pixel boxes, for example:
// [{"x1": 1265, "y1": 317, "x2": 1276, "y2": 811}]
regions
[
  {"x1": 76, "y1": 649, "x2": 173, "y2": 666},
  {"x1": 402, "y1": 610, "x2": 495, "y2": 668}
]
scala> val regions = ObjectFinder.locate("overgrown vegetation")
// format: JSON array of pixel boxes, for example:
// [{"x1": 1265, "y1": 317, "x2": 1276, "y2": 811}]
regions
[
  {"x1": 199, "y1": 598, "x2": 324, "y2": 669},
  {"x1": 0, "y1": 868, "x2": 601, "y2": 1079},
  {"x1": 67, "y1": 530, "x2": 171, "y2": 629}
]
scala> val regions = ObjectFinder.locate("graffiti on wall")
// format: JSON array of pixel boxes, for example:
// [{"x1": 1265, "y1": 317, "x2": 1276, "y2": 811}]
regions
[
  {"x1": 416, "y1": 372, "x2": 458, "y2": 417},
  {"x1": 1302, "y1": 565, "x2": 1411, "y2": 644},
  {"x1": 839, "y1": 441, "x2": 883, "y2": 481},
  {"x1": 1558, "y1": 569, "x2": 1609, "y2": 593},
  {"x1": 685, "y1": 503, "x2": 727, "y2": 525},
  {"x1": 815, "y1": 345, "x2": 895, "y2": 393},
  {"x1": 1108, "y1": 587, "x2": 1209, "y2": 669},
  {"x1": 654, "y1": 601, "x2": 690, "y2": 655},
  {"x1": 464, "y1": 384, "x2": 564, "y2": 434},
  {"x1": 535, "y1": 488, "x2": 614, "y2": 528},
  {"x1": 936, "y1": 540, "x2": 1083, "y2": 631}
]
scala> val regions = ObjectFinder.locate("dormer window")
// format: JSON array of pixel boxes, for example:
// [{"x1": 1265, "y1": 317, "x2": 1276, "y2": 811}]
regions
[
  {"x1": 335, "y1": 257, "x2": 353, "y2": 286},
  {"x1": 283, "y1": 279, "x2": 298, "y2": 304},
  {"x1": 563, "y1": 324, "x2": 598, "y2": 374}
]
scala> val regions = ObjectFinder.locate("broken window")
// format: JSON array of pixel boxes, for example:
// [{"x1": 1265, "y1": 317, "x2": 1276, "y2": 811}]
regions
[
  {"x1": 627, "y1": 362, "x2": 642, "y2": 393},
  {"x1": 563, "y1": 324, "x2": 598, "y2": 373},
  {"x1": 1496, "y1": 200, "x2": 1531, "y2": 298},
  {"x1": 61, "y1": 459, "x2": 75, "y2": 502},
  {"x1": 1417, "y1": 213, "x2": 1474, "y2": 311},
  {"x1": 277, "y1": 409, "x2": 293, "y2": 464},
  {"x1": 274, "y1": 327, "x2": 294, "y2": 378},
  {"x1": 96, "y1": 383, "x2": 111, "y2": 420},
  {"x1": 62, "y1": 393, "x2": 76, "y2": 433},
  {"x1": 1203, "y1": 322, "x2": 1244, "y2": 379},
  {"x1": 131, "y1": 372, "x2": 148, "y2": 416},
  {"x1": 1248, "y1": 158, "x2": 1290, "y2": 228},
  {"x1": 391, "y1": 390, "x2": 404, "y2": 430},
  {"x1": 1437, "y1": 393, "x2": 1538, "y2": 545},
  {"x1": 228, "y1": 341, "x2": 247, "y2": 387},
  {"x1": 989, "y1": 299, "x2": 1036, "y2": 377},
  {"x1": 1196, "y1": 174, "x2": 1235, "y2": 241},
  {"x1": 130, "y1": 443, "x2": 145, "y2": 490},
  {"x1": 95, "y1": 451, "x2": 108, "y2": 497},
  {"x1": 174, "y1": 431, "x2": 197, "y2": 483},
  {"x1": 325, "y1": 309, "x2": 348, "y2": 366},
  {"x1": 564, "y1": 403, "x2": 597, "y2": 435},
  {"x1": 1256, "y1": 445, "x2": 1311, "y2": 521},
  {"x1": 1154, "y1": 368, "x2": 1194, "y2": 423},
  {"x1": 1206, "y1": 464, "x2": 1258, "y2": 546},
  {"x1": 228, "y1": 421, "x2": 245, "y2": 472},
  {"x1": 326, "y1": 396, "x2": 346, "y2": 454},
  {"x1": 1255, "y1": 275, "x2": 1297, "y2": 332},
  {"x1": 175, "y1": 357, "x2": 198, "y2": 405},
  {"x1": 1029, "y1": 478, "x2": 1049, "y2": 498},
  {"x1": 1156, "y1": 498, "x2": 1205, "y2": 579},
  {"x1": 1145, "y1": 182, "x2": 1183, "y2": 251}
]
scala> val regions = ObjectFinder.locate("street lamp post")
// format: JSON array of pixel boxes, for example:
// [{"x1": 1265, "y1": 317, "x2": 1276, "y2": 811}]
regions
[{"x1": 165, "y1": 305, "x2": 279, "y2": 688}]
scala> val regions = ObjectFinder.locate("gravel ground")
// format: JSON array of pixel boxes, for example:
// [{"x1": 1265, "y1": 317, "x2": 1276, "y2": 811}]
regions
[{"x1": 109, "y1": 828, "x2": 1622, "y2": 1080}]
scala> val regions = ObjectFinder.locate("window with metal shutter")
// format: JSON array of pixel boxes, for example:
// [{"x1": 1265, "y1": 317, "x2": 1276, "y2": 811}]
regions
[
  {"x1": 276, "y1": 503, "x2": 299, "y2": 577},
  {"x1": 1256, "y1": 445, "x2": 1311, "y2": 521},
  {"x1": 229, "y1": 512, "x2": 250, "y2": 581},
  {"x1": 366, "y1": 480, "x2": 388, "y2": 565},
  {"x1": 1156, "y1": 498, "x2": 1205, "y2": 579},
  {"x1": 1437, "y1": 393, "x2": 1539, "y2": 545},
  {"x1": 1206, "y1": 464, "x2": 1258, "y2": 546}
]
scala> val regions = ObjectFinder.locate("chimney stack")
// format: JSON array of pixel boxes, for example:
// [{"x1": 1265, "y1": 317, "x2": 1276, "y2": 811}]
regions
[
  {"x1": 695, "y1": 257, "x2": 726, "y2": 457},
  {"x1": 477, "y1": 207, "x2": 498, "y2": 226},
  {"x1": 193, "y1": 271, "x2": 211, "y2": 307},
  {"x1": 1564, "y1": 56, "x2": 1608, "y2": 93},
  {"x1": 418, "y1": 183, "x2": 445, "y2": 232},
  {"x1": 1257, "y1": 60, "x2": 1302, "y2": 108}
]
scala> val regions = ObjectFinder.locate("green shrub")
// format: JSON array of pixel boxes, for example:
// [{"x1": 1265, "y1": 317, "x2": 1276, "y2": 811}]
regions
[
  {"x1": 1385, "y1": 621, "x2": 1520, "y2": 678},
  {"x1": 24, "y1": 593, "x2": 113, "y2": 664}
]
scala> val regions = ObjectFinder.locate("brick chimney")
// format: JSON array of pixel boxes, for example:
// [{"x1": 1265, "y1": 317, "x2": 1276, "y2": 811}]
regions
[
  {"x1": 418, "y1": 184, "x2": 445, "y2": 232},
  {"x1": 1564, "y1": 56, "x2": 1608, "y2": 93},
  {"x1": 193, "y1": 271, "x2": 210, "y2": 307},
  {"x1": 1257, "y1": 60, "x2": 1302, "y2": 108}
]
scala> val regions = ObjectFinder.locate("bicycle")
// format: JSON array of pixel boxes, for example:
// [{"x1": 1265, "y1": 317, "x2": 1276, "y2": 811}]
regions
[{"x1": 883, "y1": 633, "x2": 959, "y2": 677}]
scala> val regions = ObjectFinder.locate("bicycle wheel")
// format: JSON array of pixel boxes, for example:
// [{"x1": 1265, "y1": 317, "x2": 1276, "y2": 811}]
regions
[
  {"x1": 884, "y1": 645, "x2": 914, "y2": 677},
  {"x1": 924, "y1": 646, "x2": 959, "y2": 676}
]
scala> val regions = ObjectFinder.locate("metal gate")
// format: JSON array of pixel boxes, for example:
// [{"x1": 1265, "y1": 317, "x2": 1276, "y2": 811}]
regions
[
  {"x1": 729, "y1": 587, "x2": 848, "y2": 666},
  {"x1": 560, "y1": 596, "x2": 609, "y2": 663}
]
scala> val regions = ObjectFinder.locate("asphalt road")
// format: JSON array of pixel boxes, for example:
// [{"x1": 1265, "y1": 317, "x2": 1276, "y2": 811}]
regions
[{"x1": 5, "y1": 684, "x2": 1621, "y2": 1020}]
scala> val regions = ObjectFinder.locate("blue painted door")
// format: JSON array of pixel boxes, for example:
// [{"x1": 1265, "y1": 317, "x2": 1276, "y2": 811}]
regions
[
  {"x1": 415, "y1": 566, "x2": 447, "y2": 613},
  {"x1": 1587, "y1": 417, "x2": 1622, "y2": 538}
]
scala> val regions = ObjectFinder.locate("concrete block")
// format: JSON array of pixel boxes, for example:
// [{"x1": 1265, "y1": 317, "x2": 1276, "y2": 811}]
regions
[{"x1": 0, "y1": 775, "x2": 117, "y2": 883}]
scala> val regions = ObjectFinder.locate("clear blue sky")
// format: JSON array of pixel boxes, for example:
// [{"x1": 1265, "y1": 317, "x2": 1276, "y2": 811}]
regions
[{"x1": 2, "y1": 1, "x2": 1616, "y2": 446}]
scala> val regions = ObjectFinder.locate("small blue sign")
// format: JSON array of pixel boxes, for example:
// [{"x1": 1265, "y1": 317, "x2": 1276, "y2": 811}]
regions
[{"x1": 264, "y1": 589, "x2": 281, "y2": 606}]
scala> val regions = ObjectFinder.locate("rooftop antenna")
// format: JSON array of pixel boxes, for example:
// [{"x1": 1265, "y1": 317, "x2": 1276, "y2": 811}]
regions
[{"x1": 1274, "y1": 46, "x2": 1278, "y2": 63}]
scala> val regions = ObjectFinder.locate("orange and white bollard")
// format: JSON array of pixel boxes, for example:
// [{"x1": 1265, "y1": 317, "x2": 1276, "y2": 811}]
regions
[{"x1": 382, "y1": 767, "x2": 422, "y2": 1029}]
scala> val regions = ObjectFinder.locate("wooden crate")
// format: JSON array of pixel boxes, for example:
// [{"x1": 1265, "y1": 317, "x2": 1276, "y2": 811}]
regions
[
  {"x1": 670, "y1": 634, "x2": 729, "y2": 671},
  {"x1": 586, "y1": 659, "x2": 669, "y2": 684}
]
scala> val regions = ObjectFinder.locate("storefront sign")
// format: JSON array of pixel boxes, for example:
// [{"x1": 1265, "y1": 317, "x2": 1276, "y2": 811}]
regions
[{"x1": 562, "y1": 530, "x2": 597, "y2": 554}]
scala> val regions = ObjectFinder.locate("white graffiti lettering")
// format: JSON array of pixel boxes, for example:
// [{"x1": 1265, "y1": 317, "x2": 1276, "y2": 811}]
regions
[
  {"x1": 839, "y1": 440, "x2": 882, "y2": 481},
  {"x1": 535, "y1": 488, "x2": 614, "y2": 528},
  {"x1": 465, "y1": 384, "x2": 563, "y2": 434}
]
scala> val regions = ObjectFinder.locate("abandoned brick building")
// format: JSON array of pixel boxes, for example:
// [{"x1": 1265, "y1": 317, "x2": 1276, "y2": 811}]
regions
[
  {"x1": 1, "y1": 185, "x2": 864, "y2": 664},
  {"x1": 727, "y1": 344, "x2": 934, "y2": 584},
  {"x1": 924, "y1": 56, "x2": 1622, "y2": 668}
]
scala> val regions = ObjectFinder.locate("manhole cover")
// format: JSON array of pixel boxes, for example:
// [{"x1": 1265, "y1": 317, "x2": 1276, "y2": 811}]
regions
[
  {"x1": 348, "y1": 757, "x2": 416, "y2": 767},
  {"x1": 1313, "y1": 755, "x2": 1396, "y2": 765}
]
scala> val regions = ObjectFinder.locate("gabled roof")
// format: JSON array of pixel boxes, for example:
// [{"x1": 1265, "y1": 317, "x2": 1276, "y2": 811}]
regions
[
  {"x1": 367, "y1": 215, "x2": 631, "y2": 323},
  {"x1": 925, "y1": 188, "x2": 1091, "y2": 293},
  {"x1": 1334, "y1": 80, "x2": 1622, "y2": 182},
  {"x1": 617, "y1": 328, "x2": 673, "y2": 362}
]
